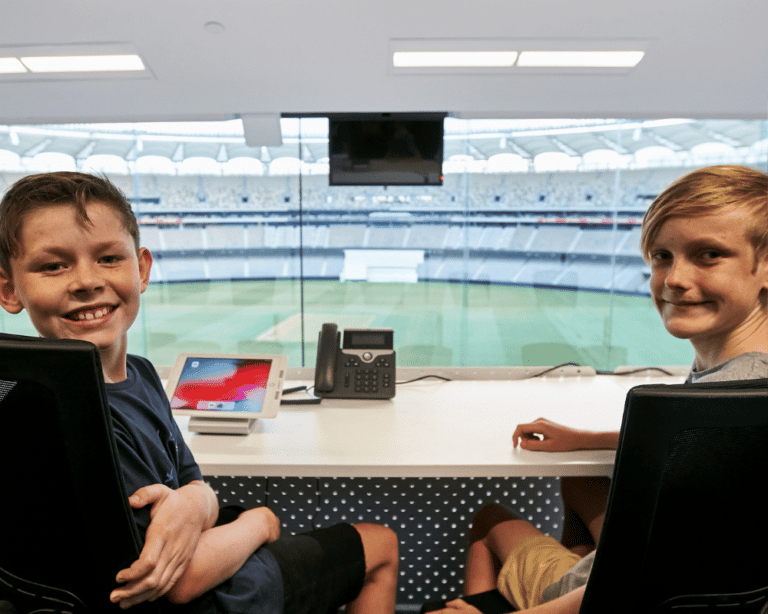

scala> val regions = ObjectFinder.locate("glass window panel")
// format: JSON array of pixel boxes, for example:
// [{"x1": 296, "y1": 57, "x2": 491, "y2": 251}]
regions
[{"x1": 0, "y1": 118, "x2": 765, "y2": 372}]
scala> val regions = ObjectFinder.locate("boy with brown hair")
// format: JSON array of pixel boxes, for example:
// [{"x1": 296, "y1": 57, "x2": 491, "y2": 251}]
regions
[
  {"x1": 0, "y1": 171, "x2": 399, "y2": 614},
  {"x1": 437, "y1": 165, "x2": 768, "y2": 613}
]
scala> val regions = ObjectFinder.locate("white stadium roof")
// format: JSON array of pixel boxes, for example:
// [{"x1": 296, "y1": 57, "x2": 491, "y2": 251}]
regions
[{"x1": 0, "y1": 119, "x2": 765, "y2": 170}]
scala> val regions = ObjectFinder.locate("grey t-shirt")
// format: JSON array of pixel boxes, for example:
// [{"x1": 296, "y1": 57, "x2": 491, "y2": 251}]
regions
[
  {"x1": 540, "y1": 351, "x2": 768, "y2": 604},
  {"x1": 685, "y1": 351, "x2": 768, "y2": 384}
]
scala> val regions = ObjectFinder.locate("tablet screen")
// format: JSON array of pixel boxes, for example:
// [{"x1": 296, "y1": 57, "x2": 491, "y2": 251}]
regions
[{"x1": 167, "y1": 354, "x2": 287, "y2": 418}]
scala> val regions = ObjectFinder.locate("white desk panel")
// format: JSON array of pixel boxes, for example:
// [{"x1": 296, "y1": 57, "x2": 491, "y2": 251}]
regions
[{"x1": 179, "y1": 373, "x2": 685, "y2": 478}]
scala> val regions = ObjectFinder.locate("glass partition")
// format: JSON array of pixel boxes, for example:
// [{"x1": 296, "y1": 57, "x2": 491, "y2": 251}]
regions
[{"x1": 1, "y1": 118, "x2": 765, "y2": 370}]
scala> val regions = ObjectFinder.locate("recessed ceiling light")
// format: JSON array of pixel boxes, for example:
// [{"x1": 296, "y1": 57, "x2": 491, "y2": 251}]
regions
[
  {"x1": 0, "y1": 57, "x2": 28, "y2": 74},
  {"x1": 517, "y1": 51, "x2": 645, "y2": 68},
  {"x1": 204, "y1": 21, "x2": 226, "y2": 34},
  {"x1": 20, "y1": 54, "x2": 145, "y2": 73},
  {"x1": 393, "y1": 51, "x2": 518, "y2": 68}
]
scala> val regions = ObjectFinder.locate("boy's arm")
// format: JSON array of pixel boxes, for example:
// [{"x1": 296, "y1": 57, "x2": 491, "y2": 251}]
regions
[
  {"x1": 110, "y1": 480, "x2": 218, "y2": 608},
  {"x1": 513, "y1": 418, "x2": 620, "y2": 452},
  {"x1": 165, "y1": 506, "x2": 280, "y2": 604},
  {"x1": 110, "y1": 504, "x2": 279, "y2": 608}
]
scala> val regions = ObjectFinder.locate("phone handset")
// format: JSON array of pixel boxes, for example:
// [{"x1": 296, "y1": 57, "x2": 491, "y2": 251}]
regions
[{"x1": 314, "y1": 323, "x2": 340, "y2": 393}]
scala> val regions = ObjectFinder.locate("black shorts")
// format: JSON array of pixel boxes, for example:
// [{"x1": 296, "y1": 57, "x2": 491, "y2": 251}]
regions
[{"x1": 263, "y1": 523, "x2": 366, "y2": 614}]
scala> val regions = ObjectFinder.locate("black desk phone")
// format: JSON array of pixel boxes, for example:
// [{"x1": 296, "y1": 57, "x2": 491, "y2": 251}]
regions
[{"x1": 314, "y1": 323, "x2": 396, "y2": 399}]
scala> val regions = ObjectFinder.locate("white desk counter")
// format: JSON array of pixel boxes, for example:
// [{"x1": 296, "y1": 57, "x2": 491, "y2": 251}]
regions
[{"x1": 178, "y1": 367, "x2": 687, "y2": 478}]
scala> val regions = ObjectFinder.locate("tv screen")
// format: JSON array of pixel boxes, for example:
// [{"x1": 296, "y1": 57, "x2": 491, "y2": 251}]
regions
[{"x1": 329, "y1": 113, "x2": 445, "y2": 186}]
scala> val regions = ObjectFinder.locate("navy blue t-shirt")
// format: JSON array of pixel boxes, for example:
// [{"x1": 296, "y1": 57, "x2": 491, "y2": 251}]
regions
[{"x1": 107, "y1": 354, "x2": 283, "y2": 614}]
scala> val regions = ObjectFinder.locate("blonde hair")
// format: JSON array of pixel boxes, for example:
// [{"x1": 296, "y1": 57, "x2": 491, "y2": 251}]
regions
[{"x1": 640, "y1": 165, "x2": 768, "y2": 264}]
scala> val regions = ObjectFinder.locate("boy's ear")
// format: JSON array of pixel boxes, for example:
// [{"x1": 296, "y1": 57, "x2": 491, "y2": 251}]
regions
[
  {"x1": 138, "y1": 247, "x2": 153, "y2": 293},
  {"x1": 0, "y1": 267, "x2": 24, "y2": 314},
  {"x1": 759, "y1": 253, "x2": 768, "y2": 282},
  {"x1": 757, "y1": 256, "x2": 768, "y2": 302}
]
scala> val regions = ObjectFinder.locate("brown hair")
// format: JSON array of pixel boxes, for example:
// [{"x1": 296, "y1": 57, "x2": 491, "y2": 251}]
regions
[
  {"x1": 0, "y1": 171, "x2": 140, "y2": 273},
  {"x1": 640, "y1": 165, "x2": 768, "y2": 263}
]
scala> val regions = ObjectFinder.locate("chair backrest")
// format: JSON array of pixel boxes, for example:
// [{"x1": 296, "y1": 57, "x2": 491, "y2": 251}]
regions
[
  {"x1": 580, "y1": 378, "x2": 768, "y2": 613},
  {"x1": 0, "y1": 334, "x2": 162, "y2": 613}
]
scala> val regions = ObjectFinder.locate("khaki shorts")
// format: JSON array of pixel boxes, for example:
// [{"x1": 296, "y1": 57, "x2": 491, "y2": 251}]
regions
[{"x1": 496, "y1": 534, "x2": 581, "y2": 610}]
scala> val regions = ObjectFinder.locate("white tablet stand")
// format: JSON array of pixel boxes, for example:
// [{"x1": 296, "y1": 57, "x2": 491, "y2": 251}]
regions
[{"x1": 188, "y1": 416, "x2": 257, "y2": 435}]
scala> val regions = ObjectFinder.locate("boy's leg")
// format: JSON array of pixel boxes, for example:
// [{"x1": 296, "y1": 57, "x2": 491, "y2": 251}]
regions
[
  {"x1": 559, "y1": 477, "x2": 609, "y2": 554},
  {"x1": 464, "y1": 503, "x2": 548, "y2": 595},
  {"x1": 346, "y1": 523, "x2": 399, "y2": 614},
  {"x1": 264, "y1": 523, "x2": 387, "y2": 614},
  {"x1": 465, "y1": 503, "x2": 582, "y2": 610}
]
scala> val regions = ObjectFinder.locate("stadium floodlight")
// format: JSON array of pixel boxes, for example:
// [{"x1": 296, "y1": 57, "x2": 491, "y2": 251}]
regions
[
  {"x1": 393, "y1": 51, "x2": 518, "y2": 68},
  {"x1": 20, "y1": 54, "x2": 145, "y2": 73},
  {"x1": 0, "y1": 57, "x2": 27, "y2": 73},
  {"x1": 517, "y1": 51, "x2": 645, "y2": 68}
]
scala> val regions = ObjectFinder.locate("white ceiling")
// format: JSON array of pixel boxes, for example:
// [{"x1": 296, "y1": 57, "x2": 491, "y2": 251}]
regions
[{"x1": 1, "y1": 0, "x2": 767, "y2": 126}]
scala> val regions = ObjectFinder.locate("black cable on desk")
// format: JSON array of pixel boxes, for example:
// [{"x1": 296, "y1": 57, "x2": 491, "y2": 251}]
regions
[
  {"x1": 396, "y1": 374, "x2": 453, "y2": 385},
  {"x1": 529, "y1": 362, "x2": 676, "y2": 378},
  {"x1": 526, "y1": 362, "x2": 582, "y2": 378},
  {"x1": 283, "y1": 385, "x2": 309, "y2": 395},
  {"x1": 280, "y1": 384, "x2": 322, "y2": 405},
  {"x1": 596, "y1": 366, "x2": 676, "y2": 376},
  {"x1": 395, "y1": 365, "x2": 677, "y2": 384}
]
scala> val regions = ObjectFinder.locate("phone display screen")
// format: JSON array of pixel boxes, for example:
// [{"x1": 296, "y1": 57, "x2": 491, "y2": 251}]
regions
[
  {"x1": 170, "y1": 357, "x2": 272, "y2": 414},
  {"x1": 343, "y1": 328, "x2": 394, "y2": 350},
  {"x1": 348, "y1": 331, "x2": 386, "y2": 347}
]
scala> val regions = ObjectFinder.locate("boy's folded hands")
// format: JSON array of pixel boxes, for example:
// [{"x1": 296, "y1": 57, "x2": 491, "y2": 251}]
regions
[{"x1": 110, "y1": 482, "x2": 216, "y2": 608}]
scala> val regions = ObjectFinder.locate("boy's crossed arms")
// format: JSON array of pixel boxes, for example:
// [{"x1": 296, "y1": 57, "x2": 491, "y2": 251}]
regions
[{"x1": 109, "y1": 480, "x2": 277, "y2": 608}]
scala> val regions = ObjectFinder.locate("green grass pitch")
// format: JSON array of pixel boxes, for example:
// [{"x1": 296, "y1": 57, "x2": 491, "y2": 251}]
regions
[{"x1": 0, "y1": 279, "x2": 693, "y2": 370}]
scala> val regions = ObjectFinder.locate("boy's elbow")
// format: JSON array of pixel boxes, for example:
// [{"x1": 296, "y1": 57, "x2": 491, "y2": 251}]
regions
[{"x1": 165, "y1": 579, "x2": 200, "y2": 605}]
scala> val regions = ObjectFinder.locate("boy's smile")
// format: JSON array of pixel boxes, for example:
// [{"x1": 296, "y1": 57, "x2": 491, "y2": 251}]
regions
[
  {"x1": 649, "y1": 211, "x2": 768, "y2": 365},
  {"x1": 0, "y1": 201, "x2": 152, "y2": 380}
]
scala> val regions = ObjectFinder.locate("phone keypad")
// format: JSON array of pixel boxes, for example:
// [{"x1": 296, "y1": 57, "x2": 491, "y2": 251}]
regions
[
  {"x1": 342, "y1": 355, "x2": 394, "y2": 394},
  {"x1": 355, "y1": 369, "x2": 379, "y2": 393}
]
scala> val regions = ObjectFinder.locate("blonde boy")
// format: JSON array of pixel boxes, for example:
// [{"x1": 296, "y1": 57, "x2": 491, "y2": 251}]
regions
[
  {"x1": 0, "y1": 171, "x2": 398, "y2": 614},
  {"x1": 439, "y1": 165, "x2": 768, "y2": 614}
]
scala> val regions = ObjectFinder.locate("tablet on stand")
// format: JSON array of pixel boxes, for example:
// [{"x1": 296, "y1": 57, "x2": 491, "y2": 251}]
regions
[{"x1": 166, "y1": 353, "x2": 288, "y2": 435}]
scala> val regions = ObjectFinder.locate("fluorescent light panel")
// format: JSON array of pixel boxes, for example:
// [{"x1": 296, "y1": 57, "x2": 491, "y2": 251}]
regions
[
  {"x1": 517, "y1": 50, "x2": 644, "y2": 68},
  {"x1": 390, "y1": 40, "x2": 648, "y2": 70},
  {"x1": 20, "y1": 54, "x2": 145, "y2": 73},
  {"x1": 394, "y1": 51, "x2": 518, "y2": 68},
  {"x1": 0, "y1": 57, "x2": 28, "y2": 74}
]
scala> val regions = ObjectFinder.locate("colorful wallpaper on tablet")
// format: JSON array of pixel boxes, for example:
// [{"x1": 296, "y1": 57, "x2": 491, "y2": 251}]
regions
[{"x1": 171, "y1": 357, "x2": 271, "y2": 413}]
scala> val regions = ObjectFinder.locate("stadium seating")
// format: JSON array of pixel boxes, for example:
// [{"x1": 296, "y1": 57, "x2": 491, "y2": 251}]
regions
[{"x1": 1, "y1": 168, "x2": 682, "y2": 294}]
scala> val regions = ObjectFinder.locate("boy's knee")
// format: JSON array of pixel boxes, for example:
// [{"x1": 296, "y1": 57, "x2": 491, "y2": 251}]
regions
[
  {"x1": 355, "y1": 523, "x2": 399, "y2": 569},
  {"x1": 469, "y1": 503, "x2": 518, "y2": 543},
  {"x1": 374, "y1": 524, "x2": 399, "y2": 562}
]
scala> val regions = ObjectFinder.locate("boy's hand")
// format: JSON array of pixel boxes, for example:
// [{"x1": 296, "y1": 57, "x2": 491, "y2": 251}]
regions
[
  {"x1": 110, "y1": 483, "x2": 212, "y2": 608},
  {"x1": 241, "y1": 506, "x2": 281, "y2": 544},
  {"x1": 513, "y1": 418, "x2": 619, "y2": 451},
  {"x1": 512, "y1": 418, "x2": 585, "y2": 451}
]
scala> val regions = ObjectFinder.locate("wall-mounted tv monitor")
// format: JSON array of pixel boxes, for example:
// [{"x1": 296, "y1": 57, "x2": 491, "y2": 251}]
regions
[{"x1": 329, "y1": 113, "x2": 446, "y2": 186}]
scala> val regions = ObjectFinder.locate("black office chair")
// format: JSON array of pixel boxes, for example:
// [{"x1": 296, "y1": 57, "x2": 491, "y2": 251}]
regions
[
  {"x1": 422, "y1": 377, "x2": 768, "y2": 614},
  {"x1": 580, "y1": 377, "x2": 768, "y2": 613},
  {"x1": 0, "y1": 333, "x2": 164, "y2": 614}
]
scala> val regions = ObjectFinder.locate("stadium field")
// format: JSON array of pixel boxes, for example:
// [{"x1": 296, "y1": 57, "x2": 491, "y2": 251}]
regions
[{"x1": 0, "y1": 279, "x2": 694, "y2": 371}]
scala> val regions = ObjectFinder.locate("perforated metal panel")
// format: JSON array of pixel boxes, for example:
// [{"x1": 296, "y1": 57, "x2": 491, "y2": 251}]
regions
[{"x1": 207, "y1": 475, "x2": 564, "y2": 611}]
